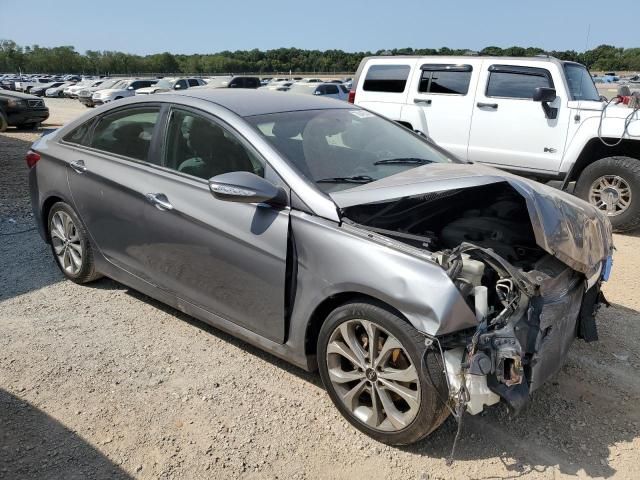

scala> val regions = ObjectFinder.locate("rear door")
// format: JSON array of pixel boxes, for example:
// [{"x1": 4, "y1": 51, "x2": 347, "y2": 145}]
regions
[
  {"x1": 467, "y1": 61, "x2": 570, "y2": 172},
  {"x1": 355, "y1": 60, "x2": 415, "y2": 120},
  {"x1": 404, "y1": 61, "x2": 481, "y2": 159}
]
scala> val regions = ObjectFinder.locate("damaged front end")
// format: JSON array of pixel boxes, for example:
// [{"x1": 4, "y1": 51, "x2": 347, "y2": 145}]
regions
[{"x1": 336, "y1": 175, "x2": 613, "y2": 415}]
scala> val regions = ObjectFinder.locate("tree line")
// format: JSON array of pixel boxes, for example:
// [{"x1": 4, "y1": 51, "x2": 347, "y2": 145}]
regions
[{"x1": 1, "y1": 40, "x2": 639, "y2": 75}]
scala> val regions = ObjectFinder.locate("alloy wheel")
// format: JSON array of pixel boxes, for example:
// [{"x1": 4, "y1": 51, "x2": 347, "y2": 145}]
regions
[
  {"x1": 326, "y1": 319, "x2": 420, "y2": 432},
  {"x1": 50, "y1": 210, "x2": 83, "y2": 275},
  {"x1": 589, "y1": 175, "x2": 632, "y2": 216}
]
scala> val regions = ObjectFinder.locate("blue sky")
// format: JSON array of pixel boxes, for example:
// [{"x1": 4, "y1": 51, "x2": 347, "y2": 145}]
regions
[{"x1": 0, "y1": 0, "x2": 636, "y2": 54}]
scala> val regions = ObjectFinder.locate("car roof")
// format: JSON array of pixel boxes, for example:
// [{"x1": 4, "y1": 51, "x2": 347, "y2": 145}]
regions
[{"x1": 176, "y1": 89, "x2": 352, "y2": 116}]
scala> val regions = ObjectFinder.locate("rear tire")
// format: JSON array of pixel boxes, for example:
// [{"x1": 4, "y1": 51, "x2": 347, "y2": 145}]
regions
[
  {"x1": 317, "y1": 301, "x2": 449, "y2": 445},
  {"x1": 47, "y1": 202, "x2": 102, "y2": 284},
  {"x1": 575, "y1": 156, "x2": 640, "y2": 232}
]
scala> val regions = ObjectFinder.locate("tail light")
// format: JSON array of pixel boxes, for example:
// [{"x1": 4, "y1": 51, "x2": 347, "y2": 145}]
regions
[
  {"x1": 25, "y1": 150, "x2": 41, "y2": 168},
  {"x1": 348, "y1": 89, "x2": 356, "y2": 104}
]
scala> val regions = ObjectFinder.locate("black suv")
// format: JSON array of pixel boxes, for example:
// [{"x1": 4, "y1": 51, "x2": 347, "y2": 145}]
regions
[{"x1": 0, "y1": 90, "x2": 49, "y2": 131}]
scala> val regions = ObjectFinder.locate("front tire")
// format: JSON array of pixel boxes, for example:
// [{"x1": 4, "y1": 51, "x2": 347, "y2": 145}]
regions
[
  {"x1": 317, "y1": 302, "x2": 449, "y2": 445},
  {"x1": 47, "y1": 202, "x2": 102, "y2": 283},
  {"x1": 575, "y1": 156, "x2": 640, "y2": 232}
]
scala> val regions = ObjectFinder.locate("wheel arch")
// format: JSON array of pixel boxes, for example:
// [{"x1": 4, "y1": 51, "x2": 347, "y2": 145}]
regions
[
  {"x1": 41, "y1": 195, "x2": 66, "y2": 243},
  {"x1": 565, "y1": 138, "x2": 640, "y2": 185},
  {"x1": 304, "y1": 291, "x2": 410, "y2": 371}
]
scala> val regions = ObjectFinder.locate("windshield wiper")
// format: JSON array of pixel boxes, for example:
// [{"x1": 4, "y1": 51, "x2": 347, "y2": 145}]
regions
[
  {"x1": 316, "y1": 175, "x2": 375, "y2": 184},
  {"x1": 374, "y1": 158, "x2": 433, "y2": 165}
]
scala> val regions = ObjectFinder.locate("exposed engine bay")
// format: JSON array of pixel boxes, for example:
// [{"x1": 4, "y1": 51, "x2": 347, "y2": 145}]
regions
[{"x1": 342, "y1": 183, "x2": 606, "y2": 414}]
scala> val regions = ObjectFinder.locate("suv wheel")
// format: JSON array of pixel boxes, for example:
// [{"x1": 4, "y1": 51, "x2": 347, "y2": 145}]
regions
[
  {"x1": 317, "y1": 302, "x2": 449, "y2": 445},
  {"x1": 47, "y1": 202, "x2": 102, "y2": 283},
  {"x1": 575, "y1": 156, "x2": 640, "y2": 232}
]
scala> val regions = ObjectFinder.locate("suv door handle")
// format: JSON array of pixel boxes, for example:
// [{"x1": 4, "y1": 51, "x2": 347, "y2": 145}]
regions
[
  {"x1": 477, "y1": 102, "x2": 498, "y2": 109},
  {"x1": 145, "y1": 193, "x2": 174, "y2": 211},
  {"x1": 414, "y1": 98, "x2": 432, "y2": 105},
  {"x1": 69, "y1": 160, "x2": 87, "y2": 174}
]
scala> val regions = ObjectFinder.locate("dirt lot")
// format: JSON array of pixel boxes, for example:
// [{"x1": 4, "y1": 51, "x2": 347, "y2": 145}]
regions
[{"x1": 1, "y1": 99, "x2": 639, "y2": 479}]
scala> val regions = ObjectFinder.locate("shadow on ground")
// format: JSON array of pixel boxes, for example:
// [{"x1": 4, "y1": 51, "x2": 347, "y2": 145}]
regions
[{"x1": 0, "y1": 389, "x2": 132, "y2": 480}]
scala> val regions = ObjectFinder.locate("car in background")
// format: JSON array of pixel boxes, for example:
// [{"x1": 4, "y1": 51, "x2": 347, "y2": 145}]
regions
[
  {"x1": 259, "y1": 80, "x2": 293, "y2": 91},
  {"x1": 15, "y1": 77, "x2": 53, "y2": 93},
  {"x1": 287, "y1": 82, "x2": 348, "y2": 100},
  {"x1": 136, "y1": 77, "x2": 205, "y2": 95},
  {"x1": 92, "y1": 78, "x2": 157, "y2": 105},
  {"x1": 77, "y1": 78, "x2": 122, "y2": 107},
  {"x1": 202, "y1": 76, "x2": 261, "y2": 89},
  {"x1": 65, "y1": 79, "x2": 104, "y2": 98},
  {"x1": 0, "y1": 89, "x2": 49, "y2": 131},
  {"x1": 46, "y1": 81, "x2": 76, "y2": 98},
  {"x1": 30, "y1": 81, "x2": 66, "y2": 97}
]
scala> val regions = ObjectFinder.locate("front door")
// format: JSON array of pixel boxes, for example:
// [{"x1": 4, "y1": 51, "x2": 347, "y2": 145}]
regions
[{"x1": 467, "y1": 62, "x2": 570, "y2": 173}]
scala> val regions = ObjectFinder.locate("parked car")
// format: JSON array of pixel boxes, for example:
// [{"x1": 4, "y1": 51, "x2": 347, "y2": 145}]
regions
[
  {"x1": 136, "y1": 77, "x2": 206, "y2": 95},
  {"x1": 91, "y1": 79, "x2": 158, "y2": 105},
  {"x1": 65, "y1": 79, "x2": 104, "y2": 98},
  {"x1": 27, "y1": 90, "x2": 612, "y2": 445},
  {"x1": 46, "y1": 81, "x2": 76, "y2": 98},
  {"x1": 202, "y1": 76, "x2": 261, "y2": 89},
  {"x1": 0, "y1": 89, "x2": 49, "y2": 131},
  {"x1": 259, "y1": 80, "x2": 293, "y2": 91},
  {"x1": 351, "y1": 55, "x2": 640, "y2": 231},
  {"x1": 287, "y1": 82, "x2": 348, "y2": 100},
  {"x1": 30, "y1": 81, "x2": 66, "y2": 97},
  {"x1": 77, "y1": 78, "x2": 121, "y2": 107},
  {"x1": 15, "y1": 77, "x2": 53, "y2": 93}
]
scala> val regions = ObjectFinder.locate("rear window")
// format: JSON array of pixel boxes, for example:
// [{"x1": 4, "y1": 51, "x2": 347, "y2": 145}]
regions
[
  {"x1": 363, "y1": 64, "x2": 411, "y2": 93},
  {"x1": 418, "y1": 65, "x2": 472, "y2": 95},
  {"x1": 486, "y1": 65, "x2": 553, "y2": 99}
]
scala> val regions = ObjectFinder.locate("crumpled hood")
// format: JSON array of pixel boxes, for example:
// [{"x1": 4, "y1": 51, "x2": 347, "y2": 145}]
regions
[{"x1": 330, "y1": 163, "x2": 613, "y2": 277}]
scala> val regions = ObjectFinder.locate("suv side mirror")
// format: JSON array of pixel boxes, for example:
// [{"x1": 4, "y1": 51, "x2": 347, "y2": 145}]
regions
[
  {"x1": 174, "y1": 84, "x2": 182, "y2": 89},
  {"x1": 127, "y1": 86, "x2": 134, "y2": 90},
  {"x1": 208, "y1": 171, "x2": 287, "y2": 205},
  {"x1": 533, "y1": 87, "x2": 558, "y2": 120}
]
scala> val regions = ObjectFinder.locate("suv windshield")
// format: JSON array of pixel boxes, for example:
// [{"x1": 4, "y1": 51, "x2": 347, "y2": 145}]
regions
[
  {"x1": 564, "y1": 63, "x2": 601, "y2": 101},
  {"x1": 246, "y1": 108, "x2": 454, "y2": 192}
]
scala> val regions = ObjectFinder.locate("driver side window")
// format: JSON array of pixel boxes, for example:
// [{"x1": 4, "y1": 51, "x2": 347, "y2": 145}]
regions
[{"x1": 163, "y1": 108, "x2": 264, "y2": 180}]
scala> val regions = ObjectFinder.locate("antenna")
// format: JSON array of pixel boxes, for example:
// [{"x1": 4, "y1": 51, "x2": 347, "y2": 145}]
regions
[{"x1": 585, "y1": 24, "x2": 591, "y2": 51}]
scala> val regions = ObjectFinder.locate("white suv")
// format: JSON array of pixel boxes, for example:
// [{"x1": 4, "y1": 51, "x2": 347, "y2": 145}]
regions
[{"x1": 350, "y1": 56, "x2": 640, "y2": 231}]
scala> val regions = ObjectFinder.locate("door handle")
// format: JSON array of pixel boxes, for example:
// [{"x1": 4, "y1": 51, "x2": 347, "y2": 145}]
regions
[
  {"x1": 69, "y1": 160, "x2": 87, "y2": 173},
  {"x1": 414, "y1": 98, "x2": 432, "y2": 105},
  {"x1": 145, "y1": 193, "x2": 174, "y2": 211},
  {"x1": 476, "y1": 102, "x2": 498, "y2": 109}
]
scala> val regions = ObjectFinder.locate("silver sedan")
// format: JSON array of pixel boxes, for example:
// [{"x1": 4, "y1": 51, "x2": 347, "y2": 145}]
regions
[{"x1": 28, "y1": 90, "x2": 613, "y2": 445}]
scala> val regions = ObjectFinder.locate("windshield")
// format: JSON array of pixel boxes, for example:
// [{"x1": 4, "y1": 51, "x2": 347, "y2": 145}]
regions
[
  {"x1": 98, "y1": 79, "x2": 120, "y2": 89},
  {"x1": 564, "y1": 63, "x2": 601, "y2": 101},
  {"x1": 154, "y1": 79, "x2": 174, "y2": 89},
  {"x1": 246, "y1": 108, "x2": 455, "y2": 192}
]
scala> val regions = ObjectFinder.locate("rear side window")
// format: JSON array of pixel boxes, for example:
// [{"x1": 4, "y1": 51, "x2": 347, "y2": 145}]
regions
[
  {"x1": 63, "y1": 120, "x2": 94, "y2": 146},
  {"x1": 418, "y1": 65, "x2": 472, "y2": 95},
  {"x1": 363, "y1": 64, "x2": 411, "y2": 93},
  {"x1": 486, "y1": 65, "x2": 553, "y2": 99},
  {"x1": 89, "y1": 107, "x2": 160, "y2": 162}
]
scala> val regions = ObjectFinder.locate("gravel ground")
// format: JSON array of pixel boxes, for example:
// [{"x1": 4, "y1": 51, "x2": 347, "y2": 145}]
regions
[{"x1": 1, "y1": 99, "x2": 639, "y2": 479}]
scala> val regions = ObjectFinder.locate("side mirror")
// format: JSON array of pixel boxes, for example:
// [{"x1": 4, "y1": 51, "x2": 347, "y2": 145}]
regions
[
  {"x1": 314, "y1": 90, "x2": 323, "y2": 95},
  {"x1": 174, "y1": 84, "x2": 182, "y2": 89},
  {"x1": 208, "y1": 171, "x2": 287, "y2": 205},
  {"x1": 533, "y1": 87, "x2": 558, "y2": 120},
  {"x1": 127, "y1": 86, "x2": 134, "y2": 90},
  {"x1": 533, "y1": 87, "x2": 556, "y2": 103}
]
